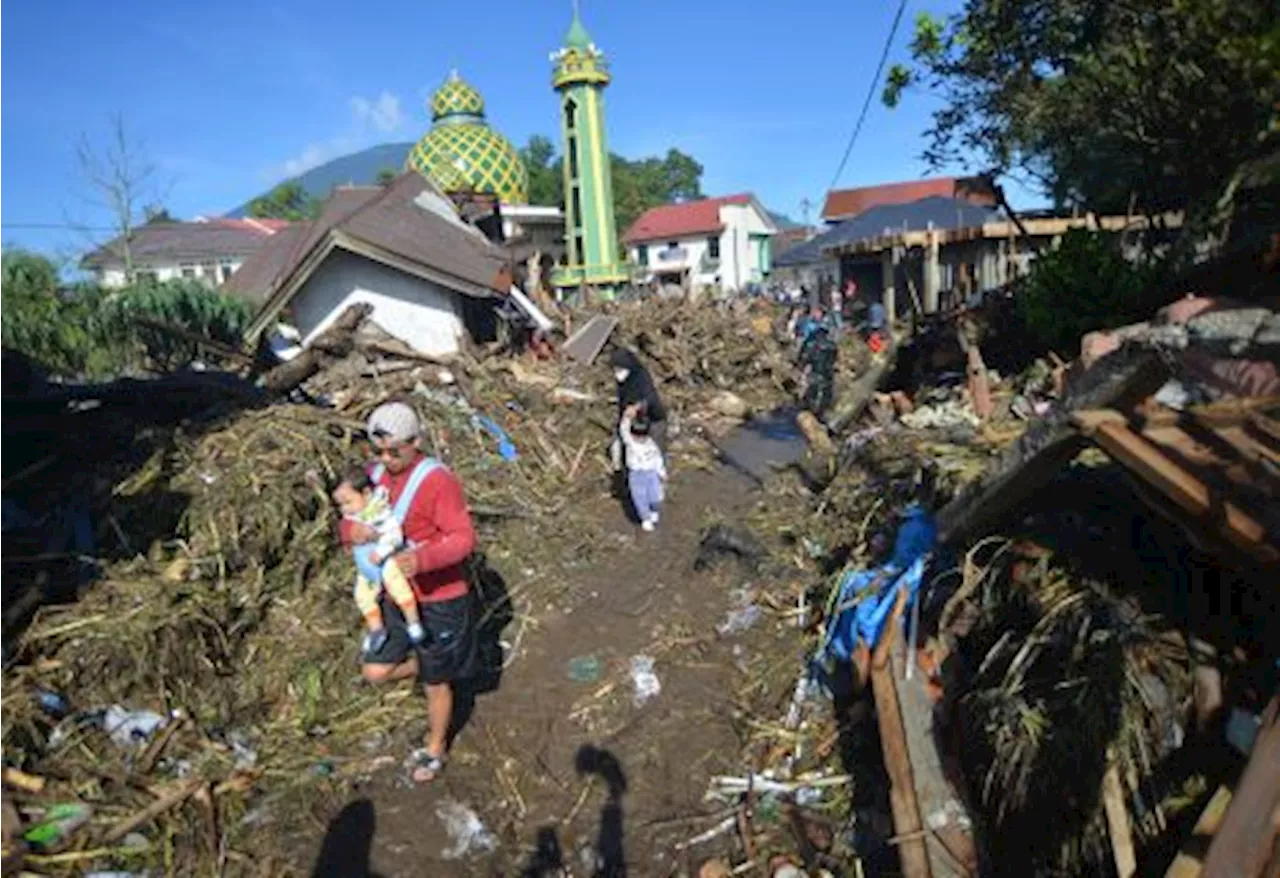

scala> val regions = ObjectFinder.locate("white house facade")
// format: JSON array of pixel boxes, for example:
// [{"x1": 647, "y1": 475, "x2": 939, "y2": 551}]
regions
[
  {"x1": 623, "y1": 194, "x2": 778, "y2": 292},
  {"x1": 289, "y1": 250, "x2": 468, "y2": 358},
  {"x1": 81, "y1": 218, "x2": 291, "y2": 288}
]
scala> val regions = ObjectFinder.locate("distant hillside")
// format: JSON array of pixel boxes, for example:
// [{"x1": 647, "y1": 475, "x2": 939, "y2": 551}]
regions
[
  {"x1": 228, "y1": 142, "x2": 414, "y2": 216},
  {"x1": 768, "y1": 211, "x2": 801, "y2": 230}
]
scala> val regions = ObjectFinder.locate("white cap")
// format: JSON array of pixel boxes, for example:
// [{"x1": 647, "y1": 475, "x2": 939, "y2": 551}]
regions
[{"x1": 366, "y1": 401, "x2": 421, "y2": 443}]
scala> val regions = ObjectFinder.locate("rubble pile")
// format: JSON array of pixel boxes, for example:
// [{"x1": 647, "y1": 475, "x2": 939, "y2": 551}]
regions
[{"x1": 0, "y1": 296, "x2": 836, "y2": 875}]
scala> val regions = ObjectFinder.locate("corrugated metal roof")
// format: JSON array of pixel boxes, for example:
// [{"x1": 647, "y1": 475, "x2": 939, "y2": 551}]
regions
[
  {"x1": 822, "y1": 177, "x2": 996, "y2": 222},
  {"x1": 81, "y1": 220, "x2": 284, "y2": 267},
  {"x1": 775, "y1": 197, "x2": 1001, "y2": 267}
]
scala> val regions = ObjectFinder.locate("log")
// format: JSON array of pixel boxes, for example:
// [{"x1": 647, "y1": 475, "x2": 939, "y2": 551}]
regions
[
  {"x1": 796, "y1": 410, "x2": 836, "y2": 456},
  {"x1": 1202, "y1": 696, "x2": 1280, "y2": 878},
  {"x1": 260, "y1": 304, "x2": 373, "y2": 395},
  {"x1": 869, "y1": 595, "x2": 932, "y2": 878},
  {"x1": 828, "y1": 340, "x2": 898, "y2": 434}
]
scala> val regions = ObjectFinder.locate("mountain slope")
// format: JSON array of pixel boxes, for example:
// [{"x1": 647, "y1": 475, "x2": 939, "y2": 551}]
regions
[{"x1": 228, "y1": 142, "x2": 414, "y2": 216}]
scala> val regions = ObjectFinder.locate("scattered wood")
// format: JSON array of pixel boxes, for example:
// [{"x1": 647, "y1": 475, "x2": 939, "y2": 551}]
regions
[
  {"x1": 796, "y1": 410, "x2": 835, "y2": 456},
  {"x1": 101, "y1": 778, "x2": 203, "y2": 844},
  {"x1": 1101, "y1": 763, "x2": 1137, "y2": 878},
  {"x1": 1, "y1": 768, "x2": 46, "y2": 794},
  {"x1": 260, "y1": 303, "x2": 372, "y2": 395},
  {"x1": 1165, "y1": 785, "x2": 1232, "y2": 878}
]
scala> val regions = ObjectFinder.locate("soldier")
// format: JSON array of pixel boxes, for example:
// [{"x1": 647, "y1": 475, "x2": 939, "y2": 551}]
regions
[{"x1": 799, "y1": 320, "x2": 838, "y2": 417}]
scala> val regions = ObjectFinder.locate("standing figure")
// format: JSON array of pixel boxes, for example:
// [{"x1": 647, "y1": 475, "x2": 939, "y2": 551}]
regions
[
  {"x1": 618, "y1": 404, "x2": 667, "y2": 531},
  {"x1": 799, "y1": 322, "x2": 838, "y2": 416}
]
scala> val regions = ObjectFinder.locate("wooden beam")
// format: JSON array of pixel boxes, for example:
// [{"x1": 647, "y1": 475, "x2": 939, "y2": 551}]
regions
[
  {"x1": 1102, "y1": 764, "x2": 1137, "y2": 878},
  {"x1": 1165, "y1": 786, "x2": 1232, "y2": 878},
  {"x1": 1072, "y1": 411, "x2": 1278, "y2": 562},
  {"x1": 1202, "y1": 696, "x2": 1280, "y2": 878},
  {"x1": 870, "y1": 593, "x2": 932, "y2": 878}
]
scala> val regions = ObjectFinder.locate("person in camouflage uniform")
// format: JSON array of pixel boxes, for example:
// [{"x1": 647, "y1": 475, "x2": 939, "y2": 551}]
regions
[{"x1": 799, "y1": 321, "x2": 838, "y2": 416}]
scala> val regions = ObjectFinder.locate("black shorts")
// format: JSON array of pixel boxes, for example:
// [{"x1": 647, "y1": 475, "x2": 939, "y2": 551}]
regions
[{"x1": 365, "y1": 593, "x2": 477, "y2": 685}]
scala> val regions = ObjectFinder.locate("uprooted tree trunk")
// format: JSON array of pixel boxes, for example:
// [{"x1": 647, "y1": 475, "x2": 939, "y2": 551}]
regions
[{"x1": 259, "y1": 304, "x2": 373, "y2": 395}]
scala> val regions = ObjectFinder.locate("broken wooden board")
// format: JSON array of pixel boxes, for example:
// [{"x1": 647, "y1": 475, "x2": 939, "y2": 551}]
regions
[
  {"x1": 889, "y1": 641, "x2": 980, "y2": 878},
  {"x1": 870, "y1": 612, "x2": 932, "y2": 878},
  {"x1": 936, "y1": 351, "x2": 1167, "y2": 546},
  {"x1": 562, "y1": 314, "x2": 619, "y2": 364},
  {"x1": 1072, "y1": 407, "x2": 1279, "y2": 564},
  {"x1": 1164, "y1": 785, "x2": 1232, "y2": 878}
]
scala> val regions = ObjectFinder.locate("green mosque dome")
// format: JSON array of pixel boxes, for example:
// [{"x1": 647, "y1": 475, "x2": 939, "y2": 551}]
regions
[{"x1": 407, "y1": 71, "x2": 529, "y2": 204}]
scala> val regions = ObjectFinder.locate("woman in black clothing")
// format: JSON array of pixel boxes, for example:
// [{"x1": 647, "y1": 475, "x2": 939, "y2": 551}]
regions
[{"x1": 608, "y1": 348, "x2": 667, "y2": 449}]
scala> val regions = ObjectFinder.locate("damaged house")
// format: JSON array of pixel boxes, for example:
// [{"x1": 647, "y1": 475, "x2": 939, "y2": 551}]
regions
[{"x1": 227, "y1": 173, "x2": 513, "y2": 358}]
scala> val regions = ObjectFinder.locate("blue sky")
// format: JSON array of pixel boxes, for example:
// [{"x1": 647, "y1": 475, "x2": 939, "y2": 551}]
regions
[{"x1": 2, "y1": 0, "x2": 1044, "y2": 261}]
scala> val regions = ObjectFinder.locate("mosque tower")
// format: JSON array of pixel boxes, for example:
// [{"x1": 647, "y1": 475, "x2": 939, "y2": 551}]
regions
[{"x1": 550, "y1": 7, "x2": 627, "y2": 291}]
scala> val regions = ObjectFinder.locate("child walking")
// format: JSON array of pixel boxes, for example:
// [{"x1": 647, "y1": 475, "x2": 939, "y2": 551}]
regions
[
  {"x1": 618, "y1": 404, "x2": 667, "y2": 531},
  {"x1": 332, "y1": 465, "x2": 425, "y2": 654}
]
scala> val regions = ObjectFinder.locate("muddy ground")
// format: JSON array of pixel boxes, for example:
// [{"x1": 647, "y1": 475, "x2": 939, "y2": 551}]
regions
[{"x1": 299, "y1": 458, "x2": 809, "y2": 877}]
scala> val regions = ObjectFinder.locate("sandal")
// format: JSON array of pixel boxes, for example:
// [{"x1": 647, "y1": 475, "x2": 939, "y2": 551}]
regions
[{"x1": 409, "y1": 748, "x2": 446, "y2": 784}]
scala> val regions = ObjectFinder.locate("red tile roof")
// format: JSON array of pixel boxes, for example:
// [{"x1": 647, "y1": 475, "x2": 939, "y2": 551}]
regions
[
  {"x1": 821, "y1": 177, "x2": 996, "y2": 221},
  {"x1": 622, "y1": 194, "x2": 753, "y2": 244}
]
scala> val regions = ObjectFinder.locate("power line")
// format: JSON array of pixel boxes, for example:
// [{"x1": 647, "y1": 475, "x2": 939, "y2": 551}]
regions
[{"x1": 827, "y1": 0, "x2": 910, "y2": 194}]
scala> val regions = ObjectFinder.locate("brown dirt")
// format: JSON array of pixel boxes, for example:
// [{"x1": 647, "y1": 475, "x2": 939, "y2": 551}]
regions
[{"x1": 301, "y1": 464, "x2": 797, "y2": 877}]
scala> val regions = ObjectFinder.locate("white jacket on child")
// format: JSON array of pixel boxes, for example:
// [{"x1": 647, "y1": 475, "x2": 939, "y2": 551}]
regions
[{"x1": 614, "y1": 413, "x2": 667, "y2": 477}]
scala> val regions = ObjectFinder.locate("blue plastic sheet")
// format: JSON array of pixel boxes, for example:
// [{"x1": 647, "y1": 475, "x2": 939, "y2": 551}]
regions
[
  {"x1": 821, "y1": 504, "x2": 936, "y2": 663},
  {"x1": 471, "y1": 414, "x2": 519, "y2": 461}
]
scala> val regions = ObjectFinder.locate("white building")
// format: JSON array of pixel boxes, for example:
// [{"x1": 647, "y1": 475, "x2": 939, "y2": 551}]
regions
[
  {"x1": 234, "y1": 174, "x2": 511, "y2": 359},
  {"x1": 622, "y1": 193, "x2": 778, "y2": 292},
  {"x1": 80, "y1": 217, "x2": 292, "y2": 288}
]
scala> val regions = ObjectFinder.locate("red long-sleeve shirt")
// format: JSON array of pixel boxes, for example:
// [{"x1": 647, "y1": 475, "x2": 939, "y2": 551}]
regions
[{"x1": 339, "y1": 456, "x2": 475, "y2": 603}]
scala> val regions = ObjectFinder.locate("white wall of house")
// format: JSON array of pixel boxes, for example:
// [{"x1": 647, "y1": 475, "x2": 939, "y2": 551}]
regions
[
  {"x1": 626, "y1": 201, "x2": 776, "y2": 292},
  {"x1": 289, "y1": 250, "x2": 467, "y2": 357},
  {"x1": 95, "y1": 259, "x2": 245, "y2": 289}
]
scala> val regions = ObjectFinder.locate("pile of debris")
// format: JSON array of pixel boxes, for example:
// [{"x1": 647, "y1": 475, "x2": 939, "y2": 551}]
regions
[{"x1": 0, "y1": 295, "x2": 841, "y2": 874}]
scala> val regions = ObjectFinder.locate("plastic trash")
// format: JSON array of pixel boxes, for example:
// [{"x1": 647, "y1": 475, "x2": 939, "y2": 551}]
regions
[
  {"x1": 717, "y1": 604, "x2": 762, "y2": 636},
  {"x1": 24, "y1": 802, "x2": 93, "y2": 849},
  {"x1": 629, "y1": 655, "x2": 661, "y2": 707},
  {"x1": 470, "y1": 414, "x2": 518, "y2": 462},
  {"x1": 35, "y1": 689, "x2": 71, "y2": 719},
  {"x1": 436, "y1": 799, "x2": 497, "y2": 859},
  {"x1": 567, "y1": 655, "x2": 602, "y2": 683},
  {"x1": 102, "y1": 706, "x2": 167, "y2": 749},
  {"x1": 228, "y1": 731, "x2": 258, "y2": 769}
]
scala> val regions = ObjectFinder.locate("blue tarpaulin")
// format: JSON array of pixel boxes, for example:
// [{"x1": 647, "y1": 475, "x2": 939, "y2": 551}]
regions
[{"x1": 821, "y1": 504, "x2": 937, "y2": 663}]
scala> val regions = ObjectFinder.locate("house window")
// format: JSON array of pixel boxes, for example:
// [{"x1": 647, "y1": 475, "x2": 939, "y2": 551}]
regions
[
  {"x1": 637, "y1": 244, "x2": 648, "y2": 266},
  {"x1": 200, "y1": 262, "x2": 218, "y2": 281},
  {"x1": 564, "y1": 98, "x2": 577, "y2": 131},
  {"x1": 568, "y1": 137, "x2": 579, "y2": 180},
  {"x1": 220, "y1": 263, "x2": 237, "y2": 283},
  {"x1": 667, "y1": 241, "x2": 678, "y2": 250},
  {"x1": 707, "y1": 235, "x2": 721, "y2": 259},
  {"x1": 570, "y1": 186, "x2": 583, "y2": 225},
  {"x1": 180, "y1": 264, "x2": 196, "y2": 279}
]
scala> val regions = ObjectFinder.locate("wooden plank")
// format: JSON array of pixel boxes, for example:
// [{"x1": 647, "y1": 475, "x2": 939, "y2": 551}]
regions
[
  {"x1": 1080, "y1": 417, "x2": 1278, "y2": 562},
  {"x1": 1102, "y1": 764, "x2": 1137, "y2": 878},
  {"x1": 1165, "y1": 785, "x2": 1232, "y2": 878},
  {"x1": 870, "y1": 596, "x2": 932, "y2": 878},
  {"x1": 561, "y1": 314, "x2": 619, "y2": 364},
  {"x1": 1203, "y1": 696, "x2": 1280, "y2": 878},
  {"x1": 890, "y1": 645, "x2": 979, "y2": 877}
]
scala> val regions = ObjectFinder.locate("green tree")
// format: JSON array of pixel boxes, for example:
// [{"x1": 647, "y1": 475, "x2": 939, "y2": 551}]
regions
[
  {"x1": 520, "y1": 135, "x2": 562, "y2": 207},
  {"x1": 517, "y1": 137, "x2": 705, "y2": 238},
  {"x1": 610, "y1": 148, "x2": 705, "y2": 235},
  {"x1": 376, "y1": 168, "x2": 398, "y2": 186},
  {"x1": 882, "y1": 2, "x2": 1280, "y2": 217},
  {"x1": 248, "y1": 181, "x2": 320, "y2": 220}
]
